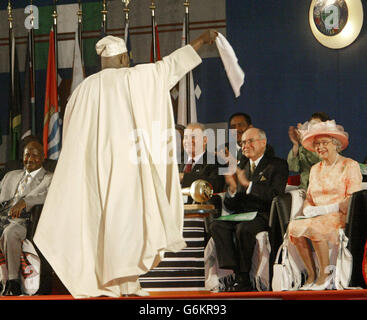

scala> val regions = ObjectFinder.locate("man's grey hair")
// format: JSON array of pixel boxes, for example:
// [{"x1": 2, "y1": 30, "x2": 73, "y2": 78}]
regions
[
  {"x1": 257, "y1": 128, "x2": 267, "y2": 140},
  {"x1": 186, "y1": 122, "x2": 206, "y2": 132}
]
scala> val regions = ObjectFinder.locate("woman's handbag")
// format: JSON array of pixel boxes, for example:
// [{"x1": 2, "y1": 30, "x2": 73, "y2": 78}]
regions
[{"x1": 272, "y1": 234, "x2": 294, "y2": 291}]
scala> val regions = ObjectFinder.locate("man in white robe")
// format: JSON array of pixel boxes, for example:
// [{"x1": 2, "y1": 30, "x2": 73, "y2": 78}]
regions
[{"x1": 34, "y1": 30, "x2": 218, "y2": 298}]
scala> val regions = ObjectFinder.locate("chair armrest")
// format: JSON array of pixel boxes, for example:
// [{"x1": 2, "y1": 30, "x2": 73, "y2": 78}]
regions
[{"x1": 26, "y1": 204, "x2": 43, "y2": 241}]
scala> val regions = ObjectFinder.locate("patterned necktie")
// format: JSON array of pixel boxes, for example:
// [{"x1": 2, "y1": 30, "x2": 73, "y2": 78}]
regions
[
  {"x1": 14, "y1": 174, "x2": 31, "y2": 203},
  {"x1": 250, "y1": 162, "x2": 256, "y2": 179}
]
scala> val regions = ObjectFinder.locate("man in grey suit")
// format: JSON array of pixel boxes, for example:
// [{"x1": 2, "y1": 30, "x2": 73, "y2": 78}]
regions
[{"x1": 0, "y1": 139, "x2": 53, "y2": 295}]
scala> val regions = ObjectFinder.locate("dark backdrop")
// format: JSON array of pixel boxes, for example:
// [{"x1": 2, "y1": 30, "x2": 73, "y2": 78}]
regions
[
  {"x1": 1, "y1": 0, "x2": 367, "y2": 163},
  {"x1": 199, "y1": 0, "x2": 367, "y2": 162}
]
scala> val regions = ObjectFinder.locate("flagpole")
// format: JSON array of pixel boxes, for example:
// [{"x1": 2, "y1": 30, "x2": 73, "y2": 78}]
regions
[
  {"x1": 123, "y1": 0, "x2": 130, "y2": 38},
  {"x1": 77, "y1": 0, "x2": 84, "y2": 66},
  {"x1": 29, "y1": 0, "x2": 36, "y2": 134},
  {"x1": 150, "y1": 0, "x2": 157, "y2": 62},
  {"x1": 52, "y1": 0, "x2": 58, "y2": 79},
  {"x1": 184, "y1": 0, "x2": 191, "y2": 124},
  {"x1": 101, "y1": 0, "x2": 108, "y2": 35},
  {"x1": 8, "y1": 1, "x2": 14, "y2": 97},
  {"x1": 8, "y1": 0, "x2": 14, "y2": 158}
]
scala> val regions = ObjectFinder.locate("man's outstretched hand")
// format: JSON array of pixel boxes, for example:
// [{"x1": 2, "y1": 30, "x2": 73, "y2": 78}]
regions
[{"x1": 190, "y1": 29, "x2": 218, "y2": 51}]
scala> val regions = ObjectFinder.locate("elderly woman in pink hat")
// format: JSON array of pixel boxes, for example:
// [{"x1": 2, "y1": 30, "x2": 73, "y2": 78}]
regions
[{"x1": 288, "y1": 120, "x2": 362, "y2": 290}]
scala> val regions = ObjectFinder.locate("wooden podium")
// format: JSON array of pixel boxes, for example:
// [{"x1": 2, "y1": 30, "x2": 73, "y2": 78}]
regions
[{"x1": 184, "y1": 203, "x2": 217, "y2": 218}]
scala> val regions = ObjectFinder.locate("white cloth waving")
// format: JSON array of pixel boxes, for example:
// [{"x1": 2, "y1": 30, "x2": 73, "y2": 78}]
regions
[{"x1": 215, "y1": 33, "x2": 245, "y2": 98}]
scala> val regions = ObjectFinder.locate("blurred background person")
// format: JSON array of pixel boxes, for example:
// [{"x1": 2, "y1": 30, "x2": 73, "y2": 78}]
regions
[{"x1": 287, "y1": 112, "x2": 330, "y2": 190}]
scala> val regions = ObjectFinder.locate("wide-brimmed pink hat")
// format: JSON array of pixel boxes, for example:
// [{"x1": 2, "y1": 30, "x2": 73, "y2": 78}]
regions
[{"x1": 299, "y1": 120, "x2": 349, "y2": 152}]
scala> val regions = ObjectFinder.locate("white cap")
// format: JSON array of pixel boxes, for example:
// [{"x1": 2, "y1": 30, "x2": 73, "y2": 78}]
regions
[{"x1": 96, "y1": 36, "x2": 127, "y2": 57}]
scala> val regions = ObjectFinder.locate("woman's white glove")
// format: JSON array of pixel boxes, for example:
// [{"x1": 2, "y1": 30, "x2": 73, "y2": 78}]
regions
[{"x1": 303, "y1": 203, "x2": 339, "y2": 218}]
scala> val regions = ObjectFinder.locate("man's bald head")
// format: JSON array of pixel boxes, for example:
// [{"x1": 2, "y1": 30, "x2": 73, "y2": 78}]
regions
[{"x1": 241, "y1": 127, "x2": 267, "y2": 161}]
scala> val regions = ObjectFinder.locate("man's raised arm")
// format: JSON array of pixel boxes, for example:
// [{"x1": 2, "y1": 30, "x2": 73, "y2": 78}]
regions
[{"x1": 190, "y1": 29, "x2": 218, "y2": 52}]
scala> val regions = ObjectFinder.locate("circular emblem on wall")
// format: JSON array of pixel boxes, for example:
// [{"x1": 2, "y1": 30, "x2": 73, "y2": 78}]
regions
[{"x1": 309, "y1": 0, "x2": 364, "y2": 49}]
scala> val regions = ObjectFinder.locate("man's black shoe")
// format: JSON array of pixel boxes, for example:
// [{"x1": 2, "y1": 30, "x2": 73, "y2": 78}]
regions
[
  {"x1": 3, "y1": 280, "x2": 22, "y2": 296},
  {"x1": 0, "y1": 281, "x2": 4, "y2": 296},
  {"x1": 230, "y1": 281, "x2": 255, "y2": 292},
  {"x1": 226, "y1": 272, "x2": 256, "y2": 292}
]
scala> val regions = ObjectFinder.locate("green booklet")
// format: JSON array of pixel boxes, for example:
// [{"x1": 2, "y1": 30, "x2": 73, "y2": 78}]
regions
[{"x1": 216, "y1": 211, "x2": 257, "y2": 222}]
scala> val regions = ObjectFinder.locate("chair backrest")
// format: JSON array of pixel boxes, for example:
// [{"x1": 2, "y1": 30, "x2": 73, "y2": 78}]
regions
[
  {"x1": 345, "y1": 189, "x2": 367, "y2": 288},
  {"x1": 43, "y1": 159, "x2": 57, "y2": 173},
  {"x1": 269, "y1": 193, "x2": 292, "y2": 237},
  {"x1": 0, "y1": 160, "x2": 22, "y2": 181}
]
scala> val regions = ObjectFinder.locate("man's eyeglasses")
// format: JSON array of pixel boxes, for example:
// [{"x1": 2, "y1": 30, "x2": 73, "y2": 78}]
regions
[{"x1": 240, "y1": 138, "x2": 263, "y2": 146}]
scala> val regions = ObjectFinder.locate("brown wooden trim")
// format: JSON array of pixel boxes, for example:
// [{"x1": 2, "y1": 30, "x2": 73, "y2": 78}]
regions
[{"x1": 0, "y1": 19, "x2": 226, "y2": 46}]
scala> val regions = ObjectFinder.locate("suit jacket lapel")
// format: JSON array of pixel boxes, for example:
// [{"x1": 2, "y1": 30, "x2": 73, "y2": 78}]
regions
[
  {"x1": 25, "y1": 167, "x2": 47, "y2": 195},
  {"x1": 252, "y1": 156, "x2": 269, "y2": 182},
  {"x1": 10, "y1": 171, "x2": 26, "y2": 198},
  {"x1": 236, "y1": 161, "x2": 250, "y2": 193},
  {"x1": 192, "y1": 151, "x2": 206, "y2": 171}
]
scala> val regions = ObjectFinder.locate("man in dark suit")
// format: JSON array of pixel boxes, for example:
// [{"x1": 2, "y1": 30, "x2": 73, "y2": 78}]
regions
[
  {"x1": 218, "y1": 113, "x2": 275, "y2": 168},
  {"x1": 0, "y1": 139, "x2": 53, "y2": 295},
  {"x1": 210, "y1": 127, "x2": 288, "y2": 291},
  {"x1": 179, "y1": 123, "x2": 225, "y2": 196},
  {"x1": 179, "y1": 123, "x2": 226, "y2": 243}
]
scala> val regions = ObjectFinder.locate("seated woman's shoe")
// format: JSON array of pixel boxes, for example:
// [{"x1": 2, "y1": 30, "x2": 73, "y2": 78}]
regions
[
  {"x1": 309, "y1": 276, "x2": 334, "y2": 291},
  {"x1": 299, "y1": 281, "x2": 315, "y2": 290}
]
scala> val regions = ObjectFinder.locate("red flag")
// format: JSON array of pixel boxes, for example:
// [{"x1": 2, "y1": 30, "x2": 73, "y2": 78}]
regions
[
  {"x1": 150, "y1": 24, "x2": 161, "y2": 62},
  {"x1": 43, "y1": 29, "x2": 61, "y2": 159}
]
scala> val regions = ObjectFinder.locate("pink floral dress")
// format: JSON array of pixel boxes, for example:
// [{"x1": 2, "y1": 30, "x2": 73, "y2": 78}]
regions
[{"x1": 289, "y1": 156, "x2": 362, "y2": 244}]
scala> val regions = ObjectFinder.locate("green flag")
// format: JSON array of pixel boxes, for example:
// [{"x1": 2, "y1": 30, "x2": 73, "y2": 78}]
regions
[{"x1": 9, "y1": 32, "x2": 22, "y2": 160}]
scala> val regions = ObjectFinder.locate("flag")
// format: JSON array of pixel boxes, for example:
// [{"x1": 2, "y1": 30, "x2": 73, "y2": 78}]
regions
[
  {"x1": 21, "y1": 31, "x2": 35, "y2": 141},
  {"x1": 177, "y1": 20, "x2": 197, "y2": 126},
  {"x1": 70, "y1": 30, "x2": 85, "y2": 95},
  {"x1": 124, "y1": 21, "x2": 134, "y2": 66},
  {"x1": 9, "y1": 32, "x2": 22, "y2": 160},
  {"x1": 150, "y1": 23, "x2": 161, "y2": 63},
  {"x1": 43, "y1": 29, "x2": 62, "y2": 160}
]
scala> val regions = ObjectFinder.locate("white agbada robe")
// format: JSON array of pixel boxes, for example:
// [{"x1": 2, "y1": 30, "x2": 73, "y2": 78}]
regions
[{"x1": 34, "y1": 45, "x2": 202, "y2": 298}]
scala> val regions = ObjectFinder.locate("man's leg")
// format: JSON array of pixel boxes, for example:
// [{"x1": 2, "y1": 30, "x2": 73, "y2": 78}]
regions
[
  {"x1": 233, "y1": 215, "x2": 269, "y2": 291},
  {"x1": 209, "y1": 220, "x2": 238, "y2": 270},
  {"x1": 0, "y1": 221, "x2": 27, "y2": 295}
]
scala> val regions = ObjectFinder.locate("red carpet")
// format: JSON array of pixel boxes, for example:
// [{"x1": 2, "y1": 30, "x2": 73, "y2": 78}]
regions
[{"x1": 1, "y1": 289, "x2": 367, "y2": 300}]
